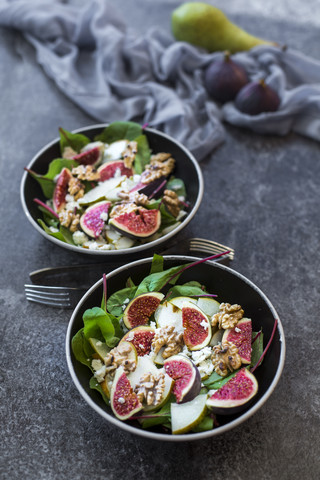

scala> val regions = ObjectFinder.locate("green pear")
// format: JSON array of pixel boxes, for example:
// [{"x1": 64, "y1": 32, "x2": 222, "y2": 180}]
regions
[{"x1": 171, "y1": 2, "x2": 275, "y2": 53}]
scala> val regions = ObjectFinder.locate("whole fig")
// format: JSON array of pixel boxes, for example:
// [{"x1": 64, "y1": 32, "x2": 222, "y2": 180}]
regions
[
  {"x1": 235, "y1": 79, "x2": 280, "y2": 115},
  {"x1": 204, "y1": 51, "x2": 249, "y2": 103}
]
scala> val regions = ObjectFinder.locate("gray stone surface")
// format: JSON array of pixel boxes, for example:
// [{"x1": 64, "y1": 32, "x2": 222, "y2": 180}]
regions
[{"x1": 1, "y1": 1, "x2": 319, "y2": 479}]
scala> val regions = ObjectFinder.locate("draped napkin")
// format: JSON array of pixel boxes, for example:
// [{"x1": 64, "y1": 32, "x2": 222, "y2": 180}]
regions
[{"x1": 1, "y1": 0, "x2": 320, "y2": 160}]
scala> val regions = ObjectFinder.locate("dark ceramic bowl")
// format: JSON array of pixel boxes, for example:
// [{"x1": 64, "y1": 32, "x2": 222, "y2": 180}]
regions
[
  {"x1": 20, "y1": 125, "x2": 203, "y2": 256},
  {"x1": 66, "y1": 256, "x2": 285, "y2": 441}
]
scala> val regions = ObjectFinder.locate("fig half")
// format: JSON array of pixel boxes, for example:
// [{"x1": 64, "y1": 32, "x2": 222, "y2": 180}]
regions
[
  {"x1": 109, "y1": 208, "x2": 161, "y2": 239},
  {"x1": 98, "y1": 160, "x2": 133, "y2": 181},
  {"x1": 222, "y1": 318, "x2": 252, "y2": 364},
  {"x1": 123, "y1": 292, "x2": 164, "y2": 329},
  {"x1": 164, "y1": 355, "x2": 201, "y2": 404},
  {"x1": 53, "y1": 167, "x2": 72, "y2": 212},
  {"x1": 182, "y1": 302, "x2": 212, "y2": 351},
  {"x1": 110, "y1": 366, "x2": 143, "y2": 420},
  {"x1": 120, "y1": 325, "x2": 156, "y2": 356},
  {"x1": 79, "y1": 200, "x2": 111, "y2": 238}
]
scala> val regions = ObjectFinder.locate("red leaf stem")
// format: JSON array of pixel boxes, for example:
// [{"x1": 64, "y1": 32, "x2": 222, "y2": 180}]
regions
[
  {"x1": 251, "y1": 318, "x2": 278, "y2": 373},
  {"x1": 33, "y1": 198, "x2": 59, "y2": 218}
]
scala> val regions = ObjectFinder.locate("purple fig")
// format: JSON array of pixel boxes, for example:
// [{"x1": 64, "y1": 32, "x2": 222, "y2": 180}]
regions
[
  {"x1": 110, "y1": 367, "x2": 143, "y2": 420},
  {"x1": 98, "y1": 160, "x2": 133, "y2": 181},
  {"x1": 222, "y1": 318, "x2": 252, "y2": 364},
  {"x1": 235, "y1": 79, "x2": 280, "y2": 115},
  {"x1": 53, "y1": 167, "x2": 72, "y2": 213},
  {"x1": 204, "y1": 51, "x2": 249, "y2": 103},
  {"x1": 120, "y1": 325, "x2": 156, "y2": 356},
  {"x1": 123, "y1": 292, "x2": 164, "y2": 329},
  {"x1": 80, "y1": 200, "x2": 111, "y2": 238},
  {"x1": 164, "y1": 355, "x2": 201, "y2": 403}
]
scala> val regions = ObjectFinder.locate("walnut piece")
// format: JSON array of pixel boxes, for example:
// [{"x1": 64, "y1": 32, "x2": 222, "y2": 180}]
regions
[
  {"x1": 142, "y1": 154, "x2": 175, "y2": 184},
  {"x1": 72, "y1": 164, "x2": 100, "y2": 181},
  {"x1": 211, "y1": 303, "x2": 244, "y2": 329},
  {"x1": 162, "y1": 189, "x2": 181, "y2": 217},
  {"x1": 109, "y1": 202, "x2": 138, "y2": 218},
  {"x1": 68, "y1": 176, "x2": 84, "y2": 200},
  {"x1": 104, "y1": 342, "x2": 137, "y2": 377},
  {"x1": 118, "y1": 191, "x2": 149, "y2": 207},
  {"x1": 211, "y1": 341, "x2": 242, "y2": 376},
  {"x1": 152, "y1": 325, "x2": 184, "y2": 359},
  {"x1": 134, "y1": 371, "x2": 165, "y2": 406},
  {"x1": 122, "y1": 141, "x2": 138, "y2": 168},
  {"x1": 58, "y1": 209, "x2": 80, "y2": 232}
]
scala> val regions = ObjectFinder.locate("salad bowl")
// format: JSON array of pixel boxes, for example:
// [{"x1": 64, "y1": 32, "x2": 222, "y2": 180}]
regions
[
  {"x1": 20, "y1": 123, "x2": 203, "y2": 256},
  {"x1": 66, "y1": 255, "x2": 285, "y2": 441}
]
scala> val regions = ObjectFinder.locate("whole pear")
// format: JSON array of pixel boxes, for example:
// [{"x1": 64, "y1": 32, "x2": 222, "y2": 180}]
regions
[{"x1": 171, "y1": 2, "x2": 275, "y2": 53}]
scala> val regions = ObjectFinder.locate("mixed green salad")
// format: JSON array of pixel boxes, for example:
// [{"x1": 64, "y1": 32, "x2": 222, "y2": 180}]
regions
[
  {"x1": 27, "y1": 121, "x2": 188, "y2": 251},
  {"x1": 71, "y1": 255, "x2": 276, "y2": 435}
]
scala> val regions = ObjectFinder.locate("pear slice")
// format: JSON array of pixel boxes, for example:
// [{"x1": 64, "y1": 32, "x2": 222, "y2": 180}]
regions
[
  {"x1": 155, "y1": 300, "x2": 184, "y2": 333},
  {"x1": 196, "y1": 297, "x2": 220, "y2": 317},
  {"x1": 169, "y1": 296, "x2": 197, "y2": 310},
  {"x1": 89, "y1": 337, "x2": 110, "y2": 361},
  {"x1": 171, "y1": 394, "x2": 208, "y2": 434},
  {"x1": 78, "y1": 176, "x2": 125, "y2": 205}
]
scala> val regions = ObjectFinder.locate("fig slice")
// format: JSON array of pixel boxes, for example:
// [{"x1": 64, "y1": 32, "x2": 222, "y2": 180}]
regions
[
  {"x1": 120, "y1": 326, "x2": 156, "y2": 357},
  {"x1": 109, "y1": 208, "x2": 161, "y2": 239},
  {"x1": 127, "y1": 356, "x2": 173, "y2": 412},
  {"x1": 110, "y1": 366, "x2": 143, "y2": 420},
  {"x1": 73, "y1": 146, "x2": 103, "y2": 166},
  {"x1": 53, "y1": 167, "x2": 72, "y2": 212},
  {"x1": 222, "y1": 318, "x2": 252, "y2": 364},
  {"x1": 98, "y1": 160, "x2": 133, "y2": 181},
  {"x1": 123, "y1": 292, "x2": 164, "y2": 329},
  {"x1": 164, "y1": 355, "x2": 201, "y2": 403},
  {"x1": 206, "y1": 368, "x2": 258, "y2": 415},
  {"x1": 80, "y1": 200, "x2": 111, "y2": 238},
  {"x1": 171, "y1": 393, "x2": 208, "y2": 434},
  {"x1": 182, "y1": 302, "x2": 212, "y2": 351}
]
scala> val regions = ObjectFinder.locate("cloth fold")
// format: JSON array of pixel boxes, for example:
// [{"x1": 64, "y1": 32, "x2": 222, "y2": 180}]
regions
[{"x1": 1, "y1": 0, "x2": 320, "y2": 160}]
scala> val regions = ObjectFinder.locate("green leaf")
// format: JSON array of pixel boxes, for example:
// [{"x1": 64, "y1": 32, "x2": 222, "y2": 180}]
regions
[
  {"x1": 140, "y1": 396, "x2": 173, "y2": 429},
  {"x1": 166, "y1": 177, "x2": 186, "y2": 198},
  {"x1": 159, "y1": 203, "x2": 177, "y2": 227},
  {"x1": 191, "y1": 415, "x2": 214, "y2": 432},
  {"x1": 135, "y1": 263, "x2": 189, "y2": 296},
  {"x1": 59, "y1": 127, "x2": 90, "y2": 154},
  {"x1": 206, "y1": 369, "x2": 241, "y2": 390},
  {"x1": 71, "y1": 329, "x2": 93, "y2": 368},
  {"x1": 133, "y1": 134, "x2": 151, "y2": 174},
  {"x1": 27, "y1": 158, "x2": 77, "y2": 198},
  {"x1": 202, "y1": 370, "x2": 224, "y2": 387},
  {"x1": 37, "y1": 219, "x2": 75, "y2": 245},
  {"x1": 251, "y1": 331, "x2": 264, "y2": 368},
  {"x1": 168, "y1": 282, "x2": 206, "y2": 299},
  {"x1": 107, "y1": 286, "x2": 138, "y2": 317},
  {"x1": 94, "y1": 121, "x2": 143, "y2": 144},
  {"x1": 150, "y1": 254, "x2": 164, "y2": 274},
  {"x1": 89, "y1": 376, "x2": 110, "y2": 406},
  {"x1": 83, "y1": 307, "x2": 119, "y2": 347}
]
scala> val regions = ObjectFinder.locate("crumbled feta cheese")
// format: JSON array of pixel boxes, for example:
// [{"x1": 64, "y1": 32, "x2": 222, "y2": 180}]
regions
[
  {"x1": 200, "y1": 319, "x2": 209, "y2": 330},
  {"x1": 149, "y1": 321, "x2": 156, "y2": 329},
  {"x1": 49, "y1": 226, "x2": 59, "y2": 233},
  {"x1": 191, "y1": 346, "x2": 212, "y2": 365},
  {"x1": 73, "y1": 231, "x2": 89, "y2": 245},
  {"x1": 118, "y1": 397, "x2": 125, "y2": 404},
  {"x1": 94, "y1": 364, "x2": 107, "y2": 383},
  {"x1": 100, "y1": 211, "x2": 109, "y2": 221},
  {"x1": 235, "y1": 327, "x2": 241, "y2": 333},
  {"x1": 197, "y1": 359, "x2": 214, "y2": 378}
]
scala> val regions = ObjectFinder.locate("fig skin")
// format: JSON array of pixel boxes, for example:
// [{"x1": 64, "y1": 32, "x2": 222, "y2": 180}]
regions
[
  {"x1": 235, "y1": 79, "x2": 280, "y2": 115},
  {"x1": 204, "y1": 51, "x2": 249, "y2": 103}
]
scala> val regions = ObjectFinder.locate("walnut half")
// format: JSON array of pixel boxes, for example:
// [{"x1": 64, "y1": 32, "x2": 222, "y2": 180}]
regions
[
  {"x1": 134, "y1": 371, "x2": 165, "y2": 407},
  {"x1": 211, "y1": 341, "x2": 242, "y2": 377},
  {"x1": 211, "y1": 303, "x2": 244, "y2": 330},
  {"x1": 152, "y1": 325, "x2": 184, "y2": 359}
]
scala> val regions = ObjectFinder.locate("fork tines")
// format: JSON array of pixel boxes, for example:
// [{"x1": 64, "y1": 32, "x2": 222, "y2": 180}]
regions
[
  {"x1": 24, "y1": 284, "x2": 72, "y2": 308},
  {"x1": 189, "y1": 238, "x2": 235, "y2": 260}
]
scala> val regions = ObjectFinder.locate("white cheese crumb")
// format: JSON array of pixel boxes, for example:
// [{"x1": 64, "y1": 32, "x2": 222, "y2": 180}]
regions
[
  {"x1": 149, "y1": 321, "x2": 156, "y2": 329},
  {"x1": 73, "y1": 230, "x2": 89, "y2": 245},
  {"x1": 235, "y1": 327, "x2": 241, "y2": 333},
  {"x1": 200, "y1": 319, "x2": 208, "y2": 330},
  {"x1": 118, "y1": 397, "x2": 125, "y2": 404},
  {"x1": 49, "y1": 226, "x2": 59, "y2": 233},
  {"x1": 100, "y1": 211, "x2": 109, "y2": 221}
]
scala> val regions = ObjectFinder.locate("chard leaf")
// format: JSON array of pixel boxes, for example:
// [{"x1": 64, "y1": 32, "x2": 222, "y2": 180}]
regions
[
  {"x1": 83, "y1": 307, "x2": 119, "y2": 347},
  {"x1": 59, "y1": 127, "x2": 90, "y2": 154},
  {"x1": 89, "y1": 376, "x2": 110, "y2": 406},
  {"x1": 191, "y1": 415, "x2": 214, "y2": 432},
  {"x1": 135, "y1": 264, "x2": 189, "y2": 296},
  {"x1": 206, "y1": 369, "x2": 241, "y2": 390},
  {"x1": 133, "y1": 134, "x2": 151, "y2": 174},
  {"x1": 203, "y1": 371, "x2": 224, "y2": 387},
  {"x1": 166, "y1": 177, "x2": 186, "y2": 198},
  {"x1": 251, "y1": 330, "x2": 264, "y2": 368},
  {"x1": 140, "y1": 396, "x2": 173, "y2": 429},
  {"x1": 94, "y1": 121, "x2": 142, "y2": 144},
  {"x1": 27, "y1": 158, "x2": 77, "y2": 198},
  {"x1": 71, "y1": 329, "x2": 93, "y2": 368},
  {"x1": 107, "y1": 286, "x2": 138, "y2": 316}
]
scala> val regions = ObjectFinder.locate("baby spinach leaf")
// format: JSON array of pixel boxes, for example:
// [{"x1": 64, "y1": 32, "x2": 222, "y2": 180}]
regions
[
  {"x1": 89, "y1": 376, "x2": 110, "y2": 406},
  {"x1": 59, "y1": 127, "x2": 90, "y2": 154},
  {"x1": 107, "y1": 286, "x2": 138, "y2": 316},
  {"x1": 37, "y1": 219, "x2": 75, "y2": 245},
  {"x1": 94, "y1": 121, "x2": 142, "y2": 144},
  {"x1": 150, "y1": 254, "x2": 164, "y2": 274},
  {"x1": 166, "y1": 177, "x2": 186, "y2": 198},
  {"x1": 191, "y1": 415, "x2": 214, "y2": 432},
  {"x1": 168, "y1": 282, "x2": 206, "y2": 299},
  {"x1": 71, "y1": 329, "x2": 93, "y2": 368},
  {"x1": 38, "y1": 206, "x2": 59, "y2": 227},
  {"x1": 83, "y1": 307, "x2": 120, "y2": 347},
  {"x1": 206, "y1": 369, "x2": 241, "y2": 390},
  {"x1": 202, "y1": 370, "x2": 224, "y2": 387},
  {"x1": 133, "y1": 134, "x2": 151, "y2": 174},
  {"x1": 140, "y1": 395, "x2": 173, "y2": 429},
  {"x1": 28, "y1": 158, "x2": 77, "y2": 198}
]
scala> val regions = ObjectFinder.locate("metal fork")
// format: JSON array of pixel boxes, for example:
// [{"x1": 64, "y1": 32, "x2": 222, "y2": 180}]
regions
[
  {"x1": 188, "y1": 238, "x2": 235, "y2": 260},
  {"x1": 24, "y1": 284, "x2": 87, "y2": 309}
]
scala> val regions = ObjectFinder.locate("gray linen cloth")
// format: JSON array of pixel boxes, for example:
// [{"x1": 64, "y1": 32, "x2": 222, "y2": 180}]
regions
[{"x1": 1, "y1": 0, "x2": 320, "y2": 160}]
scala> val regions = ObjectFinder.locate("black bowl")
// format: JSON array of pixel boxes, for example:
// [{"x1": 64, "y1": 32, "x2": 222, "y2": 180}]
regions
[
  {"x1": 66, "y1": 256, "x2": 285, "y2": 441},
  {"x1": 20, "y1": 125, "x2": 203, "y2": 256}
]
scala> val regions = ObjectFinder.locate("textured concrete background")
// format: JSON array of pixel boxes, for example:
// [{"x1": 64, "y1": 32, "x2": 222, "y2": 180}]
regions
[{"x1": 1, "y1": 1, "x2": 320, "y2": 479}]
